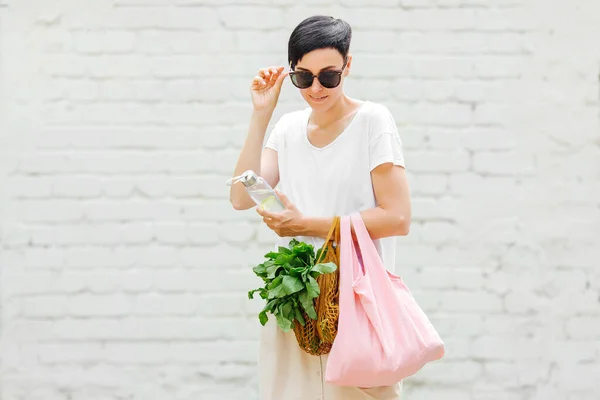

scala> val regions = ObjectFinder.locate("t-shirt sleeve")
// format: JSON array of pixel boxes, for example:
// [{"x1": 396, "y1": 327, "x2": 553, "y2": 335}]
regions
[
  {"x1": 264, "y1": 114, "x2": 286, "y2": 152},
  {"x1": 368, "y1": 105, "x2": 406, "y2": 171}
]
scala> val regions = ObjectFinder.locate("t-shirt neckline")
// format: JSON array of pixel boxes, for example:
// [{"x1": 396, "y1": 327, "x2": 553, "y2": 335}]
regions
[{"x1": 303, "y1": 100, "x2": 370, "y2": 151}]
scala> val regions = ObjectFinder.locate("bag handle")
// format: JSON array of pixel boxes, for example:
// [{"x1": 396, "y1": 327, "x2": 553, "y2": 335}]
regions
[
  {"x1": 339, "y1": 215, "x2": 354, "y2": 296},
  {"x1": 349, "y1": 213, "x2": 380, "y2": 259},
  {"x1": 349, "y1": 213, "x2": 393, "y2": 281},
  {"x1": 316, "y1": 216, "x2": 340, "y2": 264}
]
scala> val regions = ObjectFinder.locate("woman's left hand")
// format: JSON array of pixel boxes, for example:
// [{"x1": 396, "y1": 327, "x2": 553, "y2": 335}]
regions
[{"x1": 256, "y1": 190, "x2": 305, "y2": 237}]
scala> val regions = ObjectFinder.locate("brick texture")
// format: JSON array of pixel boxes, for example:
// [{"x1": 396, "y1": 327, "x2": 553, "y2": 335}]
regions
[{"x1": 1, "y1": 1, "x2": 600, "y2": 399}]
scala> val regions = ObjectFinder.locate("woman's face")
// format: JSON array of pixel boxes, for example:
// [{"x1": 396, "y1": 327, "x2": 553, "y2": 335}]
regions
[{"x1": 292, "y1": 48, "x2": 351, "y2": 111}]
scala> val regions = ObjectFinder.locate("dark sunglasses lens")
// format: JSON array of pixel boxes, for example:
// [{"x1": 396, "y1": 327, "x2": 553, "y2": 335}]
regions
[
  {"x1": 318, "y1": 71, "x2": 341, "y2": 88},
  {"x1": 291, "y1": 72, "x2": 313, "y2": 88}
]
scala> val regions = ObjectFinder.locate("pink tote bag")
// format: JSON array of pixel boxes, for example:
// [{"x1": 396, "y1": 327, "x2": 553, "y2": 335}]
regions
[{"x1": 325, "y1": 213, "x2": 445, "y2": 388}]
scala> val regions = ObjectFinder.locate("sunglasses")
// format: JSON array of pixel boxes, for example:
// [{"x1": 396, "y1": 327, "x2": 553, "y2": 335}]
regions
[{"x1": 289, "y1": 60, "x2": 347, "y2": 89}]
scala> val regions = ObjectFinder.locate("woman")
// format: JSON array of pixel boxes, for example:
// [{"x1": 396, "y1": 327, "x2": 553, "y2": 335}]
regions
[{"x1": 229, "y1": 15, "x2": 411, "y2": 400}]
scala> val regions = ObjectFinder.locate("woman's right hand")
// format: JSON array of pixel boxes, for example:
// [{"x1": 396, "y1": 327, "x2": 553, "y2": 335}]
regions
[{"x1": 251, "y1": 66, "x2": 289, "y2": 113}]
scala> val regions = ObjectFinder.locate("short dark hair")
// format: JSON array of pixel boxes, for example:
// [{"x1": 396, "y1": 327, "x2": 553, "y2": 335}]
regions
[{"x1": 288, "y1": 15, "x2": 352, "y2": 70}]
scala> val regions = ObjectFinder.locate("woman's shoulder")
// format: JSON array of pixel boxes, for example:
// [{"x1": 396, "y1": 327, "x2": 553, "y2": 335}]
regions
[
  {"x1": 359, "y1": 100, "x2": 399, "y2": 136},
  {"x1": 273, "y1": 107, "x2": 310, "y2": 128},
  {"x1": 360, "y1": 100, "x2": 394, "y2": 119}
]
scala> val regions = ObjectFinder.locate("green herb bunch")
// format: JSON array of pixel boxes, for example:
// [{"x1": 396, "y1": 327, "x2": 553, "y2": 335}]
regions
[{"x1": 248, "y1": 239, "x2": 337, "y2": 332}]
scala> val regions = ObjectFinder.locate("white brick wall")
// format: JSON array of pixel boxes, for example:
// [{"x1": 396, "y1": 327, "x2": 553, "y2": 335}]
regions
[{"x1": 1, "y1": 1, "x2": 600, "y2": 399}]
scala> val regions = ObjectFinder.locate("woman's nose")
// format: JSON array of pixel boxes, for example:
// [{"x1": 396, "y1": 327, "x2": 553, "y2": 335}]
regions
[{"x1": 310, "y1": 77, "x2": 323, "y2": 92}]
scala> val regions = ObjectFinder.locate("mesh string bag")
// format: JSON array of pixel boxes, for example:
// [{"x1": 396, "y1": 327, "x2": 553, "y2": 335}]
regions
[{"x1": 292, "y1": 216, "x2": 341, "y2": 356}]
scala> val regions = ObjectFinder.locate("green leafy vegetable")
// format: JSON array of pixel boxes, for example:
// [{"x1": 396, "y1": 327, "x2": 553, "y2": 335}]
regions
[{"x1": 248, "y1": 239, "x2": 338, "y2": 332}]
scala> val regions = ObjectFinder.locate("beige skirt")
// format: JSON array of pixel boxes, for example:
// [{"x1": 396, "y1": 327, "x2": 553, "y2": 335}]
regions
[{"x1": 258, "y1": 318, "x2": 402, "y2": 400}]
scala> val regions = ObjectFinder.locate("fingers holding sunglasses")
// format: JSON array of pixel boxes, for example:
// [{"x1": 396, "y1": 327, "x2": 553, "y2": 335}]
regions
[
  {"x1": 252, "y1": 75, "x2": 267, "y2": 90},
  {"x1": 259, "y1": 67, "x2": 278, "y2": 86},
  {"x1": 250, "y1": 66, "x2": 289, "y2": 112},
  {"x1": 251, "y1": 68, "x2": 270, "y2": 89},
  {"x1": 274, "y1": 68, "x2": 290, "y2": 88},
  {"x1": 255, "y1": 66, "x2": 287, "y2": 89}
]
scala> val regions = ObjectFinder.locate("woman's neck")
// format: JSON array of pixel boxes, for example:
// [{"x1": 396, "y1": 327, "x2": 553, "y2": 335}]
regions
[{"x1": 309, "y1": 95, "x2": 359, "y2": 127}]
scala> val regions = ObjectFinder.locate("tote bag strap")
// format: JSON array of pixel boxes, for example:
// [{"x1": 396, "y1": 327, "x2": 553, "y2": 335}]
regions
[
  {"x1": 349, "y1": 213, "x2": 394, "y2": 284},
  {"x1": 349, "y1": 213, "x2": 384, "y2": 263},
  {"x1": 339, "y1": 216, "x2": 355, "y2": 301},
  {"x1": 316, "y1": 216, "x2": 340, "y2": 264}
]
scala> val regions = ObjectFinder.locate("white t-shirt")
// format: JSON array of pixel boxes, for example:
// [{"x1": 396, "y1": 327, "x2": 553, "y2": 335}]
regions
[{"x1": 264, "y1": 100, "x2": 406, "y2": 272}]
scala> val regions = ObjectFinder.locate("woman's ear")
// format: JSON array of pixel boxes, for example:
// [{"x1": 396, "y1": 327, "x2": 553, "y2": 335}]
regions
[{"x1": 344, "y1": 54, "x2": 352, "y2": 77}]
